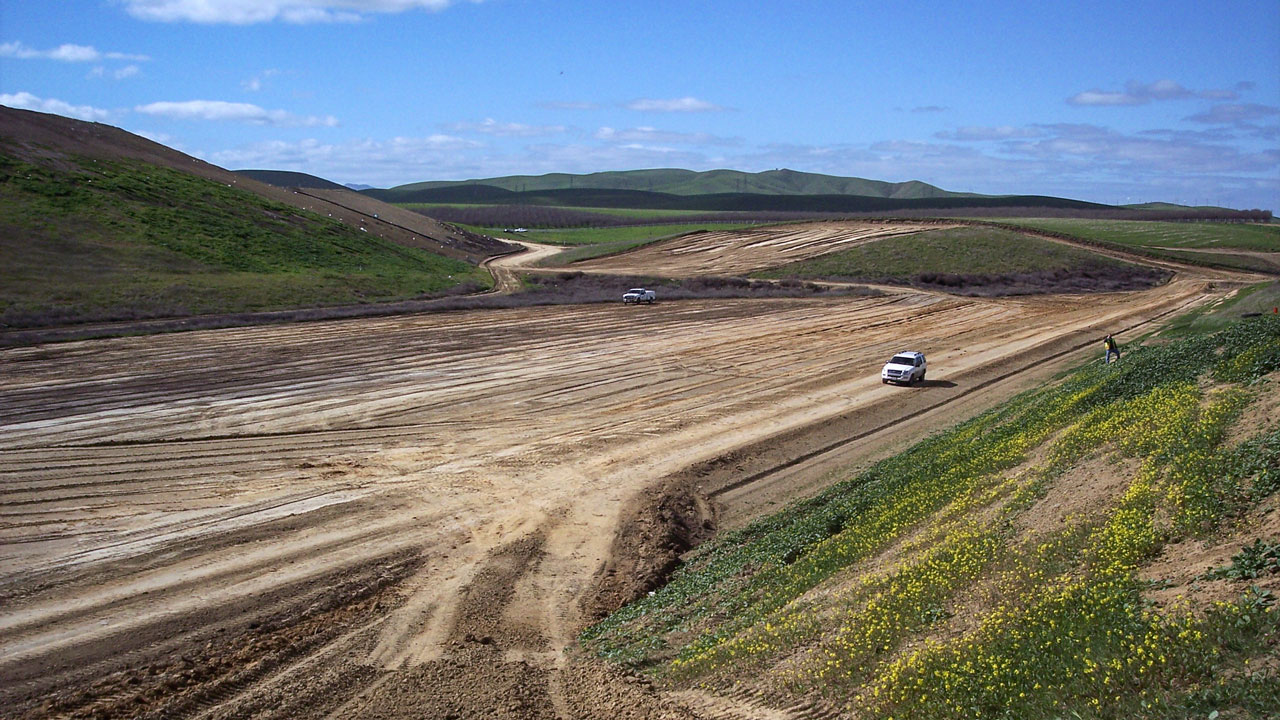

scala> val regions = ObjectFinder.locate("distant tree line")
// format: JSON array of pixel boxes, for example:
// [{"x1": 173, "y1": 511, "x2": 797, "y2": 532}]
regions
[
  {"x1": 416, "y1": 204, "x2": 1272, "y2": 230},
  {"x1": 411, "y1": 205, "x2": 847, "y2": 229},
  {"x1": 849, "y1": 206, "x2": 1273, "y2": 223}
]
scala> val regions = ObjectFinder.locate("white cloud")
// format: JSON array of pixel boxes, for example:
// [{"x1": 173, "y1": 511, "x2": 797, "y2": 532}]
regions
[
  {"x1": 935, "y1": 126, "x2": 1043, "y2": 141},
  {"x1": 0, "y1": 41, "x2": 150, "y2": 62},
  {"x1": 119, "y1": 0, "x2": 478, "y2": 24},
  {"x1": 0, "y1": 92, "x2": 113, "y2": 122},
  {"x1": 241, "y1": 69, "x2": 281, "y2": 92},
  {"x1": 1067, "y1": 89, "x2": 1146, "y2": 107},
  {"x1": 131, "y1": 128, "x2": 181, "y2": 147},
  {"x1": 625, "y1": 96, "x2": 726, "y2": 113},
  {"x1": 445, "y1": 118, "x2": 566, "y2": 137},
  {"x1": 539, "y1": 101, "x2": 600, "y2": 111},
  {"x1": 90, "y1": 64, "x2": 142, "y2": 80},
  {"x1": 1129, "y1": 79, "x2": 1194, "y2": 101},
  {"x1": 135, "y1": 100, "x2": 338, "y2": 127},
  {"x1": 204, "y1": 134, "x2": 481, "y2": 184},
  {"x1": 1067, "y1": 79, "x2": 1244, "y2": 106},
  {"x1": 1186, "y1": 103, "x2": 1280, "y2": 126},
  {"x1": 594, "y1": 126, "x2": 738, "y2": 146},
  {"x1": 1009, "y1": 123, "x2": 1279, "y2": 175}
]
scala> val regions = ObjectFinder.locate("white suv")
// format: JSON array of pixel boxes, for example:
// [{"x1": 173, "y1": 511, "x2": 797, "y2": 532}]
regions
[
  {"x1": 881, "y1": 351, "x2": 927, "y2": 385},
  {"x1": 622, "y1": 288, "x2": 656, "y2": 304}
]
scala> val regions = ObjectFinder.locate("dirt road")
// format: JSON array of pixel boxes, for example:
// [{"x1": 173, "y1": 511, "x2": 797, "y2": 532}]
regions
[{"x1": 0, "y1": 231, "x2": 1252, "y2": 718}]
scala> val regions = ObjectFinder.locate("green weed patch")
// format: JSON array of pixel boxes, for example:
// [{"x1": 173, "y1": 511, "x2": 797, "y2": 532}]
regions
[
  {"x1": 754, "y1": 226, "x2": 1169, "y2": 295},
  {"x1": 0, "y1": 153, "x2": 484, "y2": 327},
  {"x1": 582, "y1": 315, "x2": 1280, "y2": 718},
  {"x1": 990, "y1": 218, "x2": 1280, "y2": 252}
]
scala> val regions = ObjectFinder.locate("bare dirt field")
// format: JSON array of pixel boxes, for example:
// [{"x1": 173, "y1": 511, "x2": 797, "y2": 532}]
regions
[
  {"x1": 0, "y1": 227, "x2": 1258, "y2": 719},
  {"x1": 570, "y1": 221, "x2": 949, "y2": 277}
]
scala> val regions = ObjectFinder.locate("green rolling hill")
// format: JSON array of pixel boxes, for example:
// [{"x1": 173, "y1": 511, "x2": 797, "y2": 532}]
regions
[
  {"x1": 363, "y1": 183, "x2": 1109, "y2": 213},
  {"x1": 375, "y1": 168, "x2": 980, "y2": 199},
  {"x1": 0, "y1": 107, "x2": 493, "y2": 330},
  {"x1": 235, "y1": 169, "x2": 348, "y2": 190}
]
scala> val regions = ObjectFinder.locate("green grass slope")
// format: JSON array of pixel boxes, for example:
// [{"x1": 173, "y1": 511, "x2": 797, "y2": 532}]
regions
[
  {"x1": 755, "y1": 226, "x2": 1171, "y2": 295},
  {"x1": 234, "y1": 169, "x2": 348, "y2": 190},
  {"x1": 986, "y1": 218, "x2": 1280, "y2": 275},
  {"x1": 992, "y1": 218, "x2": 1280, "y2": 252},
  {"x1": 584, "y1": 315, "x2": 1280, "y2": 719},
  {"x1": 0, "y1": 152, "x2": 486, "y2": 328}
]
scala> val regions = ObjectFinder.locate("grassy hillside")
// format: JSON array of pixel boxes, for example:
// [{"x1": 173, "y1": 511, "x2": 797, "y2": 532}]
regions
[
  {"x1": 234, "y1": 169, "x2": 347, "y2": 190},
  {"x1": 984, "y1": 219, "x2": 1280, "y2": 275},
  {"x1": 0, "y1": 152, "x2": 487, "y2": 328},
  {"x1": 369, "y1": 184, "x2": 1109, "y2": 214},
  {"x1": 584, "y1": 315, "x2": 1280, "y2": 719},
  {"x1": 0, "y1": 107, "x2": 509, "y2": 266},
  {"x1": 755, "y1": 226, "x2": 1171, "y2": 295},
  {"x1": 991, "y1": 218, "x2": 1280, "y2": 252},
  {"x1": 382, "y1": 168, "x2": 973, "y2": 199},
  {"x1": 1158, "y1": 281, "x2": 1280, "y2": 336}
]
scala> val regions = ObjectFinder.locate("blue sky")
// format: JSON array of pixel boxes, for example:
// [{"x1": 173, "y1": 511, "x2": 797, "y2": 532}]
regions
[{"x1": 2, "y1": 0, "x2": 1278, "y2": 209}]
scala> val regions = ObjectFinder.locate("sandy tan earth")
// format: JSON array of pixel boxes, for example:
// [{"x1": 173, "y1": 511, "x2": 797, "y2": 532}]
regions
[
  {"x1": 570, "y1": 221, "x2": 952, "y2": 277},
  {"x1": 0, "y1": 226, "x2": 1259, "y2": 719}
]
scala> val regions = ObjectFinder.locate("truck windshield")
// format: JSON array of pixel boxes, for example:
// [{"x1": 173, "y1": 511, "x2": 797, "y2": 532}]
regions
[{"x1": 891, "y1": 355, "x2": 916, "y2": 365}]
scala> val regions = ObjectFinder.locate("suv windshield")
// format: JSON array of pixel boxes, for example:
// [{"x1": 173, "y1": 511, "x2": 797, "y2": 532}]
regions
[{"x1": 890, "y1": 355, "x2": 916, "y2": 365}]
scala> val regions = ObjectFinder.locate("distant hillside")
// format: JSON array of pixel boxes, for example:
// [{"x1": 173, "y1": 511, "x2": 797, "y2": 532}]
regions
[
  {"x1": 378, "y1": 168, "x2": 980, "y2": 200},
  {"x1": 0, "y1": 107, "x2": 510, "y2": 265},
  {"x1": 364, "y1": 183, "x2": 1109, "y2": 214},
  {"x1": 236, "y1": 169, "x2": 347, "y2": 190},
  {"x1": 0, "y1": 107, "x2": 501, "y2": 328}
]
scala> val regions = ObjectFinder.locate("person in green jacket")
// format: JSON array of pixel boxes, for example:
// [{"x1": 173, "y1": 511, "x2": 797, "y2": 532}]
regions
[{"x1": 1104, "y1": 334, "x2": 1120, "y2": 364}]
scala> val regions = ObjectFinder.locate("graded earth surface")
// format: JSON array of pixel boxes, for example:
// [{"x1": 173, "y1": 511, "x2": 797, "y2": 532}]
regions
[{"x1": 0, "y1": 226, "x2": 1261, "y2": 719}]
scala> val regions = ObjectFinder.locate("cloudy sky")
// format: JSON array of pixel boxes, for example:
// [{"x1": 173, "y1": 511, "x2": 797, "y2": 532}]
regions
[{"x1": 2, "y1": 0, "x2": 1278, "y2": 209}]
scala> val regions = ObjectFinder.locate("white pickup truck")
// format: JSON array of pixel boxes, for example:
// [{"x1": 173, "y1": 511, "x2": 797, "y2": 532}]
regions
[
  {"x1": 881, "y1": 351, "x2": 927, "y2": 385},
  {"x1": 622, "y1": 288, "x2": 656, "y2": 304}
]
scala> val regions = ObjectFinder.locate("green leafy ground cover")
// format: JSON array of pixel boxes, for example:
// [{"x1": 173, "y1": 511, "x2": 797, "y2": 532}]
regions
[
  {"x1": 0, "y1": 153, "x2": 486, "y2": 327},
  {"x1": 753, "y1": 226, "x2": 1169, "y2": 294},
  {"x1": 988, "y1": 219, "x2": 1280, "y2": 252},
  {"x1": 1157, "y1": 281, "x2": 1280, "y2": 337},
  {"x1": 583, "y1": 315, "x2": 1280, "y2": 719},
  {"x1": 758, "y1": 226, "x2": 1124, "y2": 277}
]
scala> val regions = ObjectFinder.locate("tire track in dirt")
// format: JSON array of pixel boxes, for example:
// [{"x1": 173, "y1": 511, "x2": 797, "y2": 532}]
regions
[
  {"x1": 0, "y1": 222, "x2": 1257, "y2": 718},
  {"x1": 571, "y1": 221, "x2": 947, "y2": 277},
  {"x1": 706, "y1": 276, "x2": 1211, "y2": 502}
]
